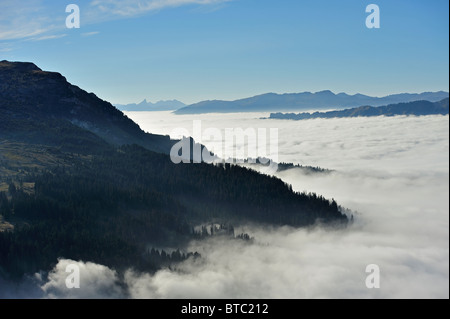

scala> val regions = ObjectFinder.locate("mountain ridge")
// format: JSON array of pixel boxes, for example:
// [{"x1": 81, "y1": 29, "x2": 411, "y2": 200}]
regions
[
  {"x1": 174, "y1": 90, "x2": 449, "y2": 114},
  {"x1": 268, "y1": 98, "x2": 450, "y2": 120},
  {"x1": 115, "y1": 99, "x2": 186, "y2": 112},
  {"x1": 0, "y1": 60, "x2": 176, "y2": 154}
]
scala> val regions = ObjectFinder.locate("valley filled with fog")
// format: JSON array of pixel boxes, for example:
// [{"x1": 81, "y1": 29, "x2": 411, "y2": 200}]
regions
[
  {"x1": 125, "y1": 112, "x2": 449, "y2": 298},
  {"x1": 7, "y1": 112, "x2": 448, "y2": 298}
]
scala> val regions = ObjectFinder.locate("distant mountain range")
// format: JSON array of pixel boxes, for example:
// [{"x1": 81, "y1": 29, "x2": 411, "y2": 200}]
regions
[
  {"x1": 174, "y1": 91, "x2": 449, "y2": 114},
  {"x1": 115, "y1": 99, "x2": 186, "y2": 112},
  {"x1": 269, "y1": 98, "x2": 450, "y2": 120}
]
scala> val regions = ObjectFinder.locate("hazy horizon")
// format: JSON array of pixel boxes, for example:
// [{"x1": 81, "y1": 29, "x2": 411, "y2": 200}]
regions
[{"x1": 114, "y1": 90, "x2": 449, "y2": 107}]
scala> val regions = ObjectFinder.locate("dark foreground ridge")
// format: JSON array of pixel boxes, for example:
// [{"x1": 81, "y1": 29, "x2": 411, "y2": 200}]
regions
[
  {"x1": 0, "y1": 60, "x2": 175, "y2": 154},
  {"x1": 0, "y1": 61, "x2": 347, "y2": 279}
]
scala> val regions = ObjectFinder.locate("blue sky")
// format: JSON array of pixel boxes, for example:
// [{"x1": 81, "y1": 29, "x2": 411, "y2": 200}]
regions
[{"x1": 0, "y1": 0, "x2": 448, "y2": 105}]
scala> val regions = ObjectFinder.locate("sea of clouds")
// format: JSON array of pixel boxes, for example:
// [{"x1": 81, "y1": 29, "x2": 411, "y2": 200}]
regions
[{"x1": 2, "y1": 112, "x2": 448, "y2": 298}]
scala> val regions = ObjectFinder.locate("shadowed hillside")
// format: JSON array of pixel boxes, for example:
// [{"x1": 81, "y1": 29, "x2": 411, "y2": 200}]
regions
[{"x1": 0, "y1": 61, "x2": 348, "y2": 279}]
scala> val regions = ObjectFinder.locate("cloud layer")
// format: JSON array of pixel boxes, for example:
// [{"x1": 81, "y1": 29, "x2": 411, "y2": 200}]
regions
[
  {"x1": 124, "y1": 112, "x2": 448, "y2": 298},
  {"x1": 1, "y1": 113, "x2": 448, "y2": 298}
]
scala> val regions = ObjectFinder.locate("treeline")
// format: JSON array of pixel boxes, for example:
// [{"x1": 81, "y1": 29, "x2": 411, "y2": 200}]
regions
[
  {"x1": 0, "y1": 178, "x2": 192, "y2": 278},
  {"x1": 192, "y1": 223, "x2": 253, "y2": 241},
  {"x1": 0, "y1": 144, "x2": 346, "y2": 279},
  {"x1": 144, "y1": 248, "x2": 201, "y2": 269},
  {"x1": 88, "y1": 145, "x2": 348, "y2": 226}
]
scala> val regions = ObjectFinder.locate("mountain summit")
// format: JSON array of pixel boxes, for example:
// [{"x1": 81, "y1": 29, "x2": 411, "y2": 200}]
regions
[
  {"x1": 115, "y1": 99, "x2": 186, "y2": 112},
  {"x1": 0, "y1": 60, "x2": 175, "y2": 154}
]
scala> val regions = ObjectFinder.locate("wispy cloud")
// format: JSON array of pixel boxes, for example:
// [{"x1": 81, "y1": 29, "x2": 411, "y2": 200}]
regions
[
  {"x1": 0, "y1": 45, "x2": 13, "y2": 52},
  {"x1": 81, "y1": 31, "x2": 100, "y2": 37},
  {"x1": 0, "y1": 0, "x2": 232, "y2": 41},
  {"x1": 0, "y1": 0, "x2": 59, "y2": 41},
  {"x1": 89, "y1": 0, "x2": 232, "y2": 17},
  {"x1": 30, "y1": 34, "x2": 67, "y2": 41},
  {"x1": 0, "y1": 27, "x2": 49, "y2": 41}
]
